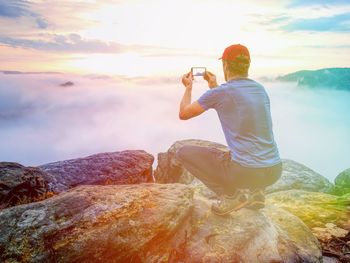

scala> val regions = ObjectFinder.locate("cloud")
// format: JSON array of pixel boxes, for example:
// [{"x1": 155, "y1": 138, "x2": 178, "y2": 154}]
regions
[
  {"x1": 0, "y1": 34, "x2": 126, "y2": 53},
  {"x1": 0, "y1": 0, "x2": 28, "y2": 17},
  {"x1": 0, "y1": 72, "x2": 349, "y2": 183},
  {"x1": 0, "y1": 33, "x2": 203, "y2": 57},
  {"x1": 0, "y1": 0, "x2": 48, "y2": 29},
  {"x1": 281, "y1": 13, "x2": 350, "y2": 32},
  {"x1": 301, "y1": 44, "x2": 350, "y2": 49},
  {"x1": 0, "y1": 72, "x2": 198, "y2": 168}
]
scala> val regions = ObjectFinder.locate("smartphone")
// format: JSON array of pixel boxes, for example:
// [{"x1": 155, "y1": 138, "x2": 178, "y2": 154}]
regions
[{"x1": 191, "y1": 67, "x2": 206, "y2": 77}]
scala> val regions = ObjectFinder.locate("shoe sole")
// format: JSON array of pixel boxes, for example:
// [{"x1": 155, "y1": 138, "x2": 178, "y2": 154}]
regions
[{"x1": 211, "y1": 200, "x2": 250, "y2": 216}]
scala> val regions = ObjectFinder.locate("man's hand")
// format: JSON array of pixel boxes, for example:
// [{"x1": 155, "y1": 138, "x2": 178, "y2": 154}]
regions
[
  {"x1": 203, "y1": 71, "x2": 218, "y2": 88},
  {"x1": 182, "y1": 71, "x2": 193, "y2": 89}
]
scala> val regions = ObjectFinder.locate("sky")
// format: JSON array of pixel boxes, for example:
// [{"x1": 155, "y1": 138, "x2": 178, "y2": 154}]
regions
[
  {"x1": 0, "y1": 0, "x2": 350, "y2": 78},
  {"x1": 0, "y1": 0, "x2": 349, "y2": 182}
]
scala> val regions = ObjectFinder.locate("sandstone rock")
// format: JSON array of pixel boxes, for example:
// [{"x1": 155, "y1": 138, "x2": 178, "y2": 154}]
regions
[
  {"x1": 266, "y1": 159, "x2": 334, "y2": 194},
  {"x1": 331, "y1": 168, "x2": 350, "y2": 195},
  {"x1": 266, "y1": 189, "x2": 350, "y2": 230},
  {"x1": 154, "y1": 139, "x2": 232, "y2": 184},
  {"x1": 335, "y1": 168, "x2": 350, "y2": 188},
  {"x1": 0, "y1": 182, "x2": 323, "y2": 262},
  {"x1": 0, "y1": 183, "x2": 193, "y2": 263},
  {"x1": 39, "y1": 150, "x2": 154, "y2": 193},
  {"x1": 167, "y1": 186, "x2": 322, "y2": 262},
  {"x1": 315, "y1": 227, "x2": 350, "y2": 263},
  {"x1": 312, "y1": 223, "x2": 349, "y2": 242},
  {"x1": 155, "y1": 140, "x2": 333, "y2": 195},
  {"x1": 0, "y1": 162, "x2": 49, "y2": 209}
]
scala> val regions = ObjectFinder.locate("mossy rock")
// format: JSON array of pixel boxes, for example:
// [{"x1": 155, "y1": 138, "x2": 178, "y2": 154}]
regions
[
  {"x1": 266, "y1": 189, "x2": 350, "y2": 230},
  {"x1": 331, "y1": 168, "x2": 350, "y2": 195}
]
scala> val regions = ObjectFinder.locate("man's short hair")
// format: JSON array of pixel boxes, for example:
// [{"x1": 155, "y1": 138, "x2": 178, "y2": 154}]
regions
[{"x1": 224, "y1": 54, "x2": 250, "y2": 76}]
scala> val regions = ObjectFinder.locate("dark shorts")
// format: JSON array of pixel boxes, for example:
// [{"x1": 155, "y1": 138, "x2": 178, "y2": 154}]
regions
[{"x1": 175, "y1": 144, "x2": 282, "y2": 196}]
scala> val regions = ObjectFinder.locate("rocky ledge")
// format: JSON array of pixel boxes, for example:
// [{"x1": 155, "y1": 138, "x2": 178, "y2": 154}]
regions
[
  {"x1": 0, "y1": 183, "x2": 322, "y2": 262},
  {"x1": 0, "y1": 139, "x2": 349, "y2": 262}
]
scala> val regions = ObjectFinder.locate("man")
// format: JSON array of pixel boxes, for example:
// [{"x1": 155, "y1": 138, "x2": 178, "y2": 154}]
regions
[{"x1": 176, "y1": 44, "x2": 282, "y2": 216}]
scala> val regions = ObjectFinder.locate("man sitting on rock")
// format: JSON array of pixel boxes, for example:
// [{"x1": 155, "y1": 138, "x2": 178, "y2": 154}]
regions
[{"x1": 176, "y1": 44, "x2": 283, "y2": 216}]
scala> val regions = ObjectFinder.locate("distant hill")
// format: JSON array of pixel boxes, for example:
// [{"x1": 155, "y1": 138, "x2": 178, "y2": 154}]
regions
[{"x1": 276, "y1": 68, "x2": 350, "y2": 90}]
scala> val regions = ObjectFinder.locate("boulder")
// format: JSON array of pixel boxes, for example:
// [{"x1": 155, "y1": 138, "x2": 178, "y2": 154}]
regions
[
  {"x1": 0, "y1": 183, "x2": 194, "y2": 263},
  {"x1": 0, "y1": 162, "x2": 49, "y2": 209},
  {"x1": 155, "y1": 140, "x2": 333, "y2": 194},
  {"x1": 0, "y1": 183, "x2": 323, "y2": 262},
  {"x1": 170, "y1": 189, "x2": 322, "y2": 262},
  {"x1": 266, "y1": 189, "x2": 350, "y2": 230},
  {"x1": 312, "y1": 223, "x2": 350, "y2": 262},
  {"x1": 154, "y1": 139, "x2": 230, "y2": 184},
  {"x1": 39, "y1": 150, "x2": 154, "y2": 193},
  {"x1": 331, "y1": 168, "x2": 350, "y2": 195},
  {"x1": 265, "y1": 159, "x2": 334, "y2": 194}
]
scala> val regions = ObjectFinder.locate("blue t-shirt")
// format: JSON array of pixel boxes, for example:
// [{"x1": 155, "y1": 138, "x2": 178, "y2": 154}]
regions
[{"x1": 197, "y1": 77, "x2": 281, "y2": 168}]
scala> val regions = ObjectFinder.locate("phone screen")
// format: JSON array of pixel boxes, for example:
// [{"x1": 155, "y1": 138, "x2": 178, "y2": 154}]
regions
[{"x1": 191, "y1": 67, "x2": 206, "y2": 77}]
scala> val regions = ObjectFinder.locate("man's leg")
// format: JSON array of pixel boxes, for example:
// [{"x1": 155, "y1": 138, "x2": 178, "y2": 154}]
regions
[
  {"x1": 175, "y1": 145, "x2": 231, "y2": 197},
  {"x1": 245, "y1": 162, "x2": 283, "y2": 209}
]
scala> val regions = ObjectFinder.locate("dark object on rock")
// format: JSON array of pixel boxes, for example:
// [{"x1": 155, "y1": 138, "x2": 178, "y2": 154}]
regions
[
  {"x1": 0, "y1": 162, "x2": 49, "y2": 209},
  {"x1": 0, "y1": 183, "x2": 194, "y2": 263},
  {"x1": 331, "y1": 168, "x2": 350, "y2": 196},
  {"x1": 59, "y1": 81, "x2": 74, "y2": 87},
  {"x1": 39, "y1": 150, "x2": 154, "y2": 193}
]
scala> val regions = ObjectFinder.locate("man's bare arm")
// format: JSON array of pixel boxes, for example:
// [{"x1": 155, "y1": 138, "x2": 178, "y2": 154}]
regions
[{"x1": 179, "y1": 72, "x2": 206, "y2": 120}]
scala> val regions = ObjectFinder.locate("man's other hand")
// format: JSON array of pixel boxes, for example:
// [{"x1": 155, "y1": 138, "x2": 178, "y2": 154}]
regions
[
  {"x1": 203, "y1": 71, "x2": 218, "y2": 88},
  {"x1": 182, "y1": 71, "x2": 193, "y2": 88}
]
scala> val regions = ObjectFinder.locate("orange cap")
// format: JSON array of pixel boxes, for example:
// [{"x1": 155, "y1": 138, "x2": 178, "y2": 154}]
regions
[{"x1": 218, "y1": 44, "x2": 251, "y2": 62}]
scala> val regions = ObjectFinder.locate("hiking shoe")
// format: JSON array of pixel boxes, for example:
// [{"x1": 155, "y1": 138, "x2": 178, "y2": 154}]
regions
[
  {"x1": 211, "y1": 189, "x2": 249, "y2": 216},
  {"x1": 246, "y1": 188, "x2": 265, "y2": 210}
]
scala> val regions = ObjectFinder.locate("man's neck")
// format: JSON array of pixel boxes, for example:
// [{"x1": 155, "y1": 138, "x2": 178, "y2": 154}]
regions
[{"x1": 226, "y1": 74, "x2": 248, "y2": 82}]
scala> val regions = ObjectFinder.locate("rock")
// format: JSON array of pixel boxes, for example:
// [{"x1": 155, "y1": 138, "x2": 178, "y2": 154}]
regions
[
  {"x1": 167, "y1": 186, "x2": 322, "y2": 262},
  {"x1": 331, "y1": 168, "x2": 350, "y2": 195},
  {"x1": 39, "y1": 150, "x2": 154, "y2": 193},
  {"x1": 155, "y1": 140, "x2": 333, "y2": 195},
  {"x1": 322, "y1": 256, "x2": 341, "y2": 263},
  {"x1": 265, "y1": 159, "x2": 334, "y2": 194},
  {"x1": 267, "y1": 190, "x2": 350, "y2": 262},
  {"x1": 0, "y1": 162, "x2": 49, "y2": 209},
  {"x1": 312, "y1": 223, "x2": 348, "y2": 242},
  {"x1": 0, "y1": 183, "x2": 194, "y2": 263},
  {"x1": 0, "y1": 182, "x2": 323, "y2": 262},
  {"x1": 316, "y1": 228, "x2": 350, "y2": 263},
  {"x1": 266, "y1": 189, "x2": 350, "y2": 230},
  {"x1": 154, "y1": 139, "x2": 232, "y2": 184},
  {"x1": 335, "y1": 168, "x2": 350, "y2": 188}
]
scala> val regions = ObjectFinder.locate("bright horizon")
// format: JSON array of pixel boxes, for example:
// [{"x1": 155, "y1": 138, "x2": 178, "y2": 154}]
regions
[
  {"x1": 1, "y1": 0, "x2": 350, "y2": 182},
  {"x1": 1, "y1": 0, "x2": 350, "y2": 78}
]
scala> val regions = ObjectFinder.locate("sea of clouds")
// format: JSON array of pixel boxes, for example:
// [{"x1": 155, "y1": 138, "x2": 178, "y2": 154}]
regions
[{"x1": 0, "y1": 72, "x2": 349, "y2": 182}]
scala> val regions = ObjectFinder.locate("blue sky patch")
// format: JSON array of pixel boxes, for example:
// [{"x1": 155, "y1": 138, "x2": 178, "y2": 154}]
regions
[
  {"x1": 0, "y1": 0, "x2": 48, "y2": 29},
  {"x1": 282, "y1": 13, "x2": 350, "y2": 32},
  {"x1": 288, "y1": 0, "x2": 350, "y2": 7}
]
